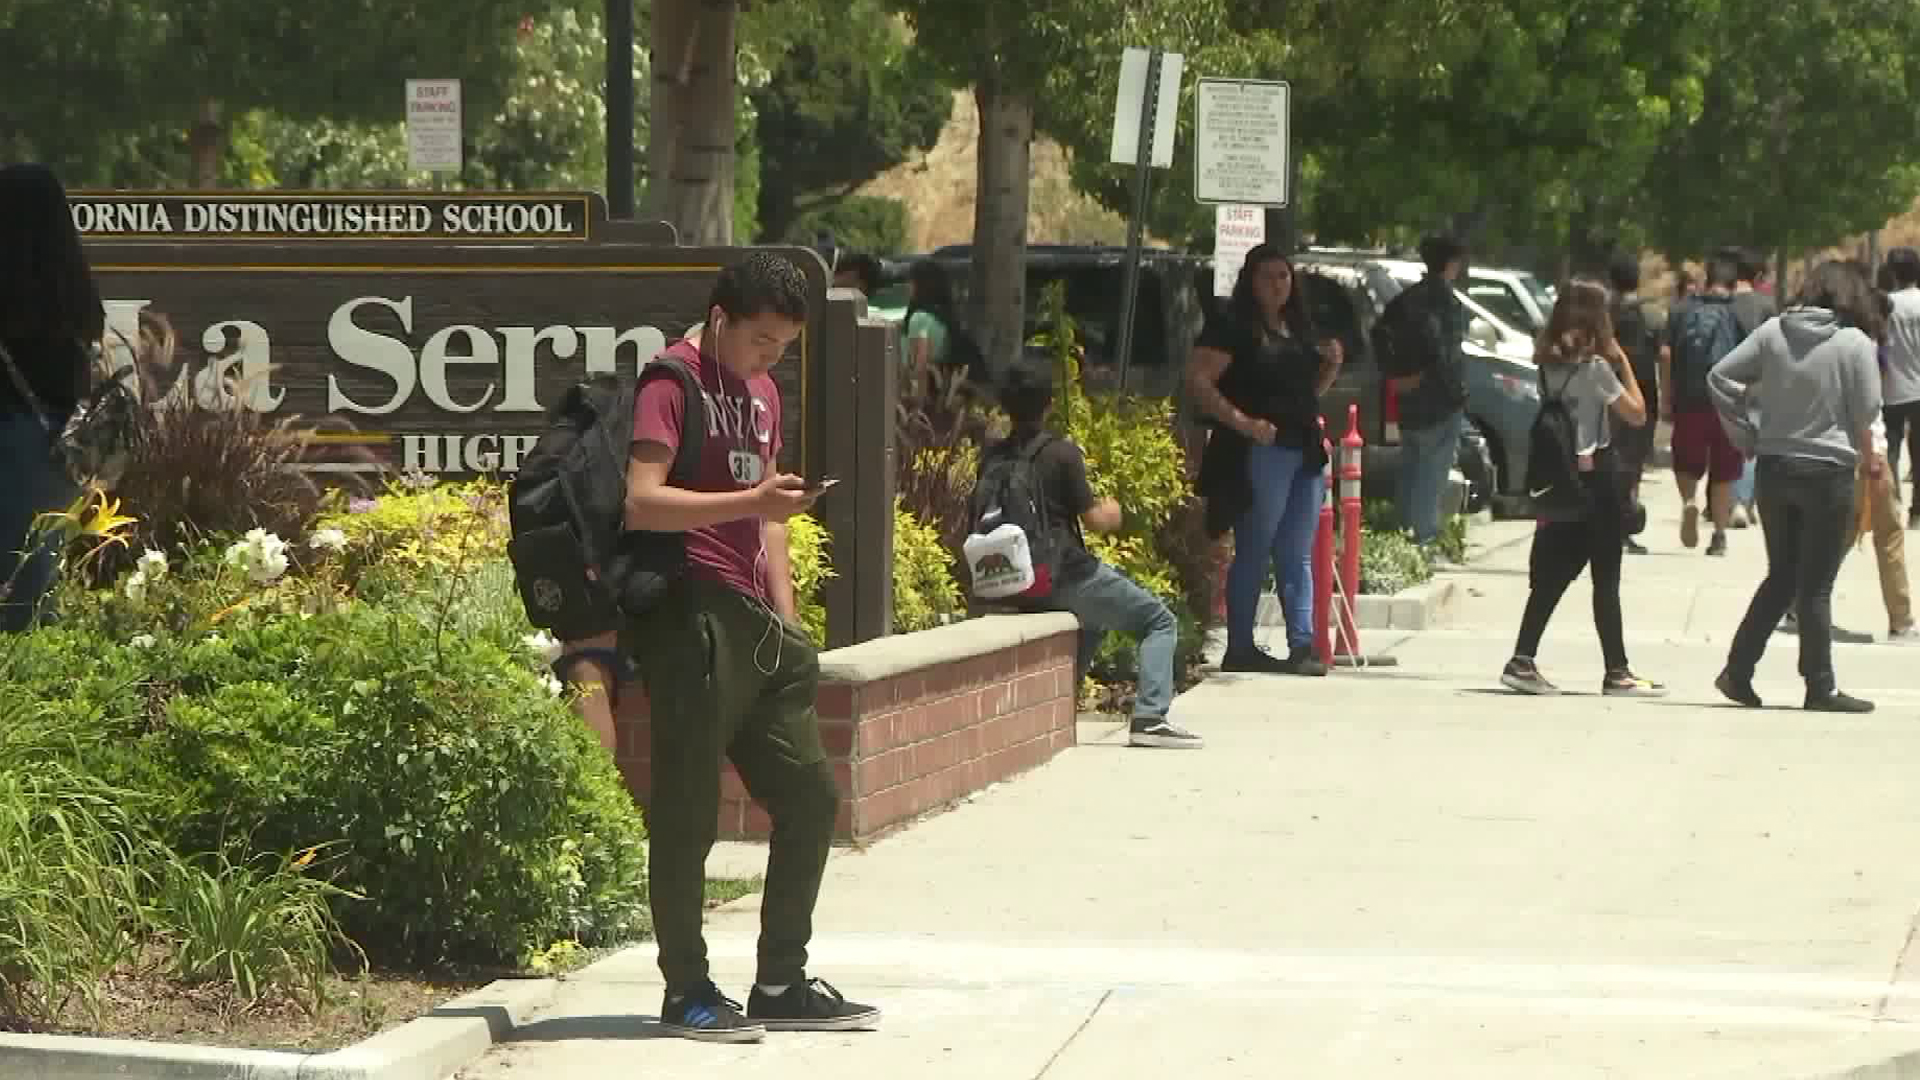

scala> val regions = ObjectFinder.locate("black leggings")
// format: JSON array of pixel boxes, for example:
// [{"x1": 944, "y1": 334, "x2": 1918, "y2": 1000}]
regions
[
  {"x1": 1887, "y1": 401, "x2": 1920, "y2": 487},
  {"x1": 1726, "y1": 456, "x2": 1854, "y2": 696},
  {"x1": 1514, "y1": 461, "x2": 1629, "y2": 670}
]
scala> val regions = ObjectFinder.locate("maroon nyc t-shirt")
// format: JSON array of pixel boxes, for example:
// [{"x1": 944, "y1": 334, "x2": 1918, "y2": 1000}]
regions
[{"x1": 631, "y1": 339, "x2": 782, "y2": 601}]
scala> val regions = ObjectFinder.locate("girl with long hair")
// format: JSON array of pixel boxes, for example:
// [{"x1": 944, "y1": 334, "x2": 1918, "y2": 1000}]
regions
[
  {"x1": 1501, "y1": 279, "x2": 1665, "y2": 697},
  {"x1": 1188, "y1": 243, "x2": 1345, "y2": 675},
  {"x1": 1711, "y1": 260, "x2": 1887, "y2": 712},
  {"x1": 901, "y1": 259, "x2": 959, "y2": 396},
  {"x1": 0, "y1": 163, "x2": 103, "y2": 632}
]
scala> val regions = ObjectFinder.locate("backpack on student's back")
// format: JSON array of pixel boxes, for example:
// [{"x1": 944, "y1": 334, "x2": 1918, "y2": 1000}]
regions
[
  {"x1": 506, "y1": 359, "x2": 704, "y2": 640},
  {"x1": 1523, "y1": 366, "x2": 1590, "y2": 523},
  {"x1": 963, "y1": 432, "x2": 1060, "y2": 600},
  {"x1": 1673, "y1": 298, "x2": 1742, "y2": 407}
]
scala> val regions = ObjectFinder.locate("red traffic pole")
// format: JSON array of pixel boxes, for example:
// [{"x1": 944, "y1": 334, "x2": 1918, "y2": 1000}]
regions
[
  {"x1": 1313, "y1": 418, "x2": 1336, "y2": 665},
  {"x1": 1335, "y1": 403, "x2": 1366, "y2": 660}
]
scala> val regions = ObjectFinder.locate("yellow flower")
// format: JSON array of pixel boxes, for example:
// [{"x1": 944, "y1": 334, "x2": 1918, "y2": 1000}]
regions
[{"x1": 75, "y1": 493, "x2": 138, "y2": 543}]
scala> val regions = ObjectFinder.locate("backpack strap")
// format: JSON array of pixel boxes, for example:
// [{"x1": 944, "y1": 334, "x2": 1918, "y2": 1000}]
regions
[{"x1": 639, "y1": 357, "x2": 707, "y2": 489}]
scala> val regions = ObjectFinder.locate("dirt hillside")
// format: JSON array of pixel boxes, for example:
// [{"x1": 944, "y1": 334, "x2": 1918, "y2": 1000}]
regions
[{"x1": 857, "y1": 91, "x2": 1129, "y2": 253}]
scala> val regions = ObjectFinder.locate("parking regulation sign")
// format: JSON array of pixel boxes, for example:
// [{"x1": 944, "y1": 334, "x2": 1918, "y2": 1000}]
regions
[
  {"x1": 1195, "y1": 78, "x2": 1290, "y2": 207},
  {"x1": 406, "y1": 79, "x2": 463, "y2": 173}
]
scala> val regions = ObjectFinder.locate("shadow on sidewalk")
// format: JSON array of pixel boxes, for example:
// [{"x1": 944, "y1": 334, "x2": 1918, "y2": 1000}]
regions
[{"x1": 507, "y1": 1015, "x2": 675, "y2": 1042}]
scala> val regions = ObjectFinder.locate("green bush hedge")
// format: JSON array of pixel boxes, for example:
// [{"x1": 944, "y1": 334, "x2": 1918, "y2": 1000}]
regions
[{"x1": 15, "y1": 494, "x2": 649, "y2": 972}]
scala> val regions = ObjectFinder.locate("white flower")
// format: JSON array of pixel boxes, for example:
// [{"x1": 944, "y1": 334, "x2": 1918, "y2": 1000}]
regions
[
  {"x1": 308, "y1": 528, "x2": 348, "y2": 553},
  {"x1": 541, "y1": 674, "x2": 565, "y2": 697},
  {"x1": 129, "y1": 633, "x2": 156, "y2": 649},
  {"x1": 124, "y1": 571, "x2": 148, "y2": 603},
  {"x1": 225, "y1": 528, "x2": 290, "y2": 584},
  {"x1": 523, "y1": 631, "x2": 564, "y2": 664},
  {"x1": 136, "y1": 548, "x2": 169, "y2": 580}
]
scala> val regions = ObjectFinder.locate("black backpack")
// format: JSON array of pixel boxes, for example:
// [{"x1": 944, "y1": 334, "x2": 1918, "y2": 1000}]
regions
[
  {"x1": 506, "y1": 359, "x2": 704, "y2": 640},
  {"x1": 966, "y1": 432, "x2": 1062, "y2": 599},
  {"x1": 1523, "y1": 365, "x2": 1590, "y2": 523},
  {"x1": 1672, "y1": 298, "x2": 1741, "y2": 407}
]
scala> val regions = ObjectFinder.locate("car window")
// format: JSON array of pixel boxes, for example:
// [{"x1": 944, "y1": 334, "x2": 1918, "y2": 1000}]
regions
[
  {"x1": 1465, "y1": 282, "x2": 1533, "y2": 333},
  {"x1": 1516, "y1": 272, "x2": 1554, "y2": 315}
]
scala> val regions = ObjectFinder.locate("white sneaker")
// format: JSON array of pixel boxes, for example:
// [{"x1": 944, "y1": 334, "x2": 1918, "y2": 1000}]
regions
[{"x1": 1887, "y1": 626, "x2": 1920, "y2": 646}]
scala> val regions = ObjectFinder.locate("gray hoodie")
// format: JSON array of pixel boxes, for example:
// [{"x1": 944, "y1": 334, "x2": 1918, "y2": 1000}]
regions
[{"x1": 1708, "y1": 308, "x2": 1881, "y2": 468}]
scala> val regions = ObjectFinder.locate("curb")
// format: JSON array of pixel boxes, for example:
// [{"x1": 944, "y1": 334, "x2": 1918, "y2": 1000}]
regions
[
  {"x1": 1814, "y1": 1050, "x2": 1920, "y2": 1080},
  {"x1": 0, "y1": 977, "x2": 555, "y2": 1080},
  {"x1": 1253, "y1": 577, "x2": 1458, "y2": 634}
]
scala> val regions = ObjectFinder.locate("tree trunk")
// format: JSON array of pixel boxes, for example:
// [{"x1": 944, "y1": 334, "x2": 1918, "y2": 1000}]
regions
[
  {"x1": 189, "y1": 100, "x2": 224, "y2": 188},
  {"x1": 970, "y1": 79, "x2": 1033, "y2": 378},
  {"x1": 648, "y1": 0, "x2": 736, "y2": 245}
]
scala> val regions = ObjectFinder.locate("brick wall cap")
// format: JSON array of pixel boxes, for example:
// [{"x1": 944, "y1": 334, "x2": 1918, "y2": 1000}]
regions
[{"x1": 818, "y1": 613, "x2": 1080, "y2": 684}]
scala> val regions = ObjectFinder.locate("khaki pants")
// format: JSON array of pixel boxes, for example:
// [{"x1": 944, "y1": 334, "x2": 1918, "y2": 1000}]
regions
[{"x1": 1849, "y1": 463, "x2": 1913, "y2": 632}]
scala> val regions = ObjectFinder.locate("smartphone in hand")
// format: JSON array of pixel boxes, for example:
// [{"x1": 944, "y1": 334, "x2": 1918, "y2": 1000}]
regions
[{"x1": 804, "y1": 477, "x2": 842, "y2": 496}]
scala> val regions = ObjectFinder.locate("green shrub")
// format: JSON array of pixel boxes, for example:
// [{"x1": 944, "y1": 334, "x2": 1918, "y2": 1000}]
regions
[
  {"x1": 893, "y1": 500, "x2": 964, "y2": 634},
  {"x1": 153, "y1": 846, "x2": 362, "y2": 1010},
  {"x1": 12, "y1": 545, "x2": 650, "y2": 970},
  {"x1": 1360, "y1": 530, "x2": 1434, "y2": 595},
  {"x1": 785, "y1": 514, "x2": 833, "y2": 647},
  {"x1": 313, "y1": 479, "x2": 508, "y2": 595},
  {"x1": 0, "y1": 756, "x2": 151, "y2": 1025},
  {"x1": 783, "y1": 195, "x2": 910, "y2": 255}
]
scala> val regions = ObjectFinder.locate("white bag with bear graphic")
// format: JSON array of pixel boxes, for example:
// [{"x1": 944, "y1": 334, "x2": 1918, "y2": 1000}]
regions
[{"x1": 963, "y1": 520, "x2": 1037, "y2": 600}]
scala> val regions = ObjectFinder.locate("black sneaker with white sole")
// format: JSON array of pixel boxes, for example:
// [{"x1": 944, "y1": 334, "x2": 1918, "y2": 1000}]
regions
[
  {"x1": 1500, "y1": 657, "x2": 1559, "y2": 696},
  {"x1": 1130, "y1": 717, "x2": 1204, "y2": 749},
  {"x1": 660, "y1": 982, "x2": 766, "y2": 1043},
  {"x1": 747, "y1": 978, "x2": 880, "y2": 1032}
]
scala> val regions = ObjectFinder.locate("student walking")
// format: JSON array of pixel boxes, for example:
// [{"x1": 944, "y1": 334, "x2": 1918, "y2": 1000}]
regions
[
  {"x1": 1711, "y1": 261, "x2": 1885, "y2": 713},
  {"x1": 1726, "y1": 250, "x2": 1778, "y2": 529},
  {"x1": 1662, "y1": 252, "x2": 1750, "y2": 557},
  {"x1": 1608, "y1": 254, "x2": 1660, "y2": 555},
  {"x1": 1189, "y1": 243, "x2": 1344, "y2": 675},
  {"x1": 623, "y1": 253, "x2": 879, "y2": 1041},
  {"x1": 1881, "y1": 247, "x2": 1920, "y2": 524},
  {"x1": 1500, "y1": 280, "x2": 1665, "y2": 698}
]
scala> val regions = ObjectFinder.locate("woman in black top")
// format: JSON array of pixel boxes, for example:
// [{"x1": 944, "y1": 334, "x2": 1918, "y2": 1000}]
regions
[
  {"x1": 1187, "y1": 243, "x2": 1344, "y2": 675},
  {"x1": 0, "y1": 164, "x2": 102, "y2": 632}
]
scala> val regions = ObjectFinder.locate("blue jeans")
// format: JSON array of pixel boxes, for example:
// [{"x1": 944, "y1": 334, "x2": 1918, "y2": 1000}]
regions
[
  {"x1": 1051, "y1": 563, "x2": 1178, "y2": 720},
  {"x1": 1227, "y1": 443, "x2": 1326, "y2": 654},
  {"x1": 1397, "y1": 411, "x2": 1464, "y2": 545},
  {"x1": 1734, "y1": 457, "x2": 1756, "y2": 506},
  {"x1": 0, "y1": 417, "x2": 76, "y2": 633}
]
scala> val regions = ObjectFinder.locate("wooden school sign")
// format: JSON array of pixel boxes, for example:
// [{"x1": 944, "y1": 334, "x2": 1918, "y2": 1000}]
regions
[{"x1": 76, "y1": 191, "x2": 825, "y2": 477}]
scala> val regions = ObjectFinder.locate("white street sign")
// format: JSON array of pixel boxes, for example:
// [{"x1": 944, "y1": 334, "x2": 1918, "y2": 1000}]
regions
[
  {"x1": 1109, "y1": 49, "x2": 1184, "y2": 168},
  {"x1": 406, "y1": 78, "x2": 463, "y2": 172},
  {"x1": 1213, "y1": 205, "x2": 1266, "y2": 297},
  {"x1": 1195, "y1": 78, "x2": 1289, "y2": 206}
]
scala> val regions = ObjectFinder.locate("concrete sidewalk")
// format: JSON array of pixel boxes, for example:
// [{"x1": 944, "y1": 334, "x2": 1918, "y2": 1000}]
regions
[{"x1": 461, "y1": 481, "x2": 1920, "y2": 1080}]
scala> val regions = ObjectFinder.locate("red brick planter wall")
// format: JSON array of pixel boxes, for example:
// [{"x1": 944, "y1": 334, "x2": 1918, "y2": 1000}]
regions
[{"x1": 613, "y1": 613, "x2": 1080, "y2": 842}]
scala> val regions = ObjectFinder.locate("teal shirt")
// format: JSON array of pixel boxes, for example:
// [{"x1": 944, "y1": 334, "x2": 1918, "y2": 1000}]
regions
[{"x1": 906, "y1": 310, "x2": 951, "y2": 369}]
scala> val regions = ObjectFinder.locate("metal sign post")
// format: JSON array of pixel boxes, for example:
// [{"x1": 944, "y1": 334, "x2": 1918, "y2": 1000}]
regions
[{"x1": 1109, "y1": 48, "x2": 1182, "y2": 391}]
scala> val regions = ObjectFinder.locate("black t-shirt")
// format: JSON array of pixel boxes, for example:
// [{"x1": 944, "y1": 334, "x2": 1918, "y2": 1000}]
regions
[
  {"x1": 991, "y1": 428, "x2": 1099, "y2": 586},
  {"x1": 1195, "y1": 312, "x2": 1324, "y2": 451}
]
